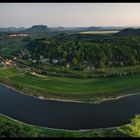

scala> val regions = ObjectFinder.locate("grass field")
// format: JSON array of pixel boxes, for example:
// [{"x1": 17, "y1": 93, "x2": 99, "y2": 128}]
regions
[
  {"x1": 0, "y1": 114, "x2": 122, "y2": 137},
  {"x1": 0, "y1": 68, "x2": 140, "y2": 102}
]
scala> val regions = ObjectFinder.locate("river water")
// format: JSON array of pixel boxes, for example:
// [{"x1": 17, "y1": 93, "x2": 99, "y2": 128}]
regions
[{"x1": 0, "y1": 84, "x2": 140, "y2": 130}]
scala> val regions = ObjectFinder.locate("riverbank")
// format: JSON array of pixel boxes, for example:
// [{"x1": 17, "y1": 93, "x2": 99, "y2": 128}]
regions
[
  {"x1": 0, "y1": 113, "x2": 122, "y2": 137},
  {"x1": 0, "y1": 113, "x2": 120, "y2": 132},
  {"x1": 1, "y1": 67, "x2": 140, "y2": 103},
  {"x1": 1, "y1": 81, "x2": 140, "y2": 105}
]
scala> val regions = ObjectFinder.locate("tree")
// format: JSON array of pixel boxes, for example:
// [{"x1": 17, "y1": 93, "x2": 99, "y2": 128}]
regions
[
  {"x1": 72, "y1": 57, "x2": 78, "y2": 66},
  {"x1": 118, "y1": 114, "x2": 140, "y2": 137},
  {"x1": 98, "y1": 60, "x2": 105, "y2": 69},
  {"x1": 130, "y1": 55, "x2": 136, "y2": 66}
]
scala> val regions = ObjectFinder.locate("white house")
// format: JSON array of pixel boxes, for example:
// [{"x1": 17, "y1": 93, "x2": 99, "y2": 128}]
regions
[{"x1": 52, "y1": 59, "x2": 58, "y2": 64}]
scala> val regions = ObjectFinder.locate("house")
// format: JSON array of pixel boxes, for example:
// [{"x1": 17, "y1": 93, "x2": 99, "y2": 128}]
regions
[
  {"x1": 0, "y1": 61, "x2": 4, "y2": 67},
  {"x1": 52, "y1": 59, "x2": 58, "y2": 64},
  {"x1": 0, "y1": 58, "x2": 17, "y2": 67},
  {"x1": 13, "y1": 57, "x2": 17, "y2": 60},
  {"x1": 0, "y1": 61, "x2": 4, "y2": 65},
  {"x1": 65, "y1": 63, "x2": 70, "y2": 68},
  {"x1": 0, "y1": 59, "x2": 13, "y2": 67},
  {"x1": 40, "y1": 58, "x2": 49, "y2": 63},
  {"x1": 120, "y1": 61, "x2": 124, "y2": 66},
  {"x1": 5, "y1": 59, "x2": 13, "y2": 67},
  {"x1": 33, "y1": 60, "x2": 37, "y2": 63}
]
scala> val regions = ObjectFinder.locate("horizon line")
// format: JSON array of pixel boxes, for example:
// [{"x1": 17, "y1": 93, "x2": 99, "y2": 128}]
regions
[{"x1": 0, "y1": 25, "x2": 140, "y2": 28}]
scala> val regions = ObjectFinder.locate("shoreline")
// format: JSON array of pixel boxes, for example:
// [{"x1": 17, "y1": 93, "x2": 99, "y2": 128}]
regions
[
  {"x1": 0, "y1": 81, "x2": 140, "y2": 104},
  {"x1": 0, "y1": 113, "x2": 122, "y2": 132}
]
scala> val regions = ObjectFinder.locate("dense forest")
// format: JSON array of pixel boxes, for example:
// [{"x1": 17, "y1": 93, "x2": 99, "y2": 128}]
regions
[{"x1": 20, "y1": 34, "x2": 140, "y2": 70}]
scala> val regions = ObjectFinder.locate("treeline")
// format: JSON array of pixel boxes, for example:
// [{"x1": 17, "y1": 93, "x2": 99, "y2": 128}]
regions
[
  {"x1": 23, "y1": 36, "x2": 140, "y2": 69},
  {"x1": 16, "y1": 59, "x2": 140, "y2": 79}
]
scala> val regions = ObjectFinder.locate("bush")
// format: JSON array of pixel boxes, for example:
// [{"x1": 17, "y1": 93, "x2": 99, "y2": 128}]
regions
[
  {"x1": 118, "y1": 114, "x2": 140, "y2": 137},
  {"x1": 12, "y1": 82, "x2": 23, "y2": 89}
]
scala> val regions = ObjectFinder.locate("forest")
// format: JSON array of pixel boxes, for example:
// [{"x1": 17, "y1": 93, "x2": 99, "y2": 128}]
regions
[{"x1": 21, "y1": 33, "x2": 140, "y2": 70}]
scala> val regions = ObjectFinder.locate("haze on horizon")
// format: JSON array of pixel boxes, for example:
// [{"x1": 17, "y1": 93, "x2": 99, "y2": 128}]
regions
[{"x1": 0, "y1": 3, "x2": 140, "y2": 28}]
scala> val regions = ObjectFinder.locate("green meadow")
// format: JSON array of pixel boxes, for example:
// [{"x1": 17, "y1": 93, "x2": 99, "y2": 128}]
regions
[{"x1": 0, "y1": 68, "x2": 140, "y2": 102}]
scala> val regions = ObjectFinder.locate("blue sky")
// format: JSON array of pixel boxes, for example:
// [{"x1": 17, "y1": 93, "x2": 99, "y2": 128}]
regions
[{"x1": 0, "y1": 3, "x2": 140, "y2": 27}]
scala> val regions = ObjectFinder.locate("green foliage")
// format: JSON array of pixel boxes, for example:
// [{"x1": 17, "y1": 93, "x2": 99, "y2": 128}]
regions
[
  {"x1": 24, "y1": 35, "x2": 140, "y2": 70},
  {"x1": 12, "y1": 82, "x2": 23, "y2": 89},
  {"x1": 130, "y1": 55, "x2": 136, "y2": 66},
  {"x1": 0, "y1": 117, "x2": 37, "y2": 137},
  {"x1": 0, "y1": 38, "x2": 27, "y2": 57},
  {"x1": 0, "y1": 115, "x2": 120, "y2": 137},
  {"x1": 98, "y1": 60, "x2": 105, "y2": 69},
  {"x1": 72, "y1": 57, "x2": 78, "y2": 66},
  {"x1": 118, "y1": 114, "x2": 140, "y2": 137}
]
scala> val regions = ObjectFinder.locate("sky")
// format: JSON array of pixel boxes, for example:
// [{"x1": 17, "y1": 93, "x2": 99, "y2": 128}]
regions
[{"x1": 0, "y1": 3, "x2": 140, "y2": 28}]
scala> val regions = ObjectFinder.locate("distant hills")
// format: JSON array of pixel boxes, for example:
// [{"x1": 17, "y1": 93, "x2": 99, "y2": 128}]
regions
[
  {"x1": 21, "y1": 25, "x2": 48, "y2": 33},
  {"x1": 0, "y1": 25, "x2": 49, "y2": 33},
  {"x1": 0, "y1": 27, "x2": 26, "y2": 32},
  {"x1": 117, "y1": 28, "x2": 140, "y2": 36},
  {"x1": 0, "y1": 25, "x2": 140, "y2": 35},
  {"x1": 49, "y1": 26, "x2": 124, "y2": 32}
]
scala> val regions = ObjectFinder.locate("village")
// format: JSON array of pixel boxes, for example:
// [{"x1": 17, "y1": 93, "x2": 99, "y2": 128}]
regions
[
  {"x1": 0, "y1": 56, "x2": 16, "y2": 68},
  {"x1": 9, "y1": 33, "x2": 28, "y2": 37}
]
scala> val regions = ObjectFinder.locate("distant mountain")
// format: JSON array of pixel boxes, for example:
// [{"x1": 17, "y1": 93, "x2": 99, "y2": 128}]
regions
[
  {"x1": 49, "y1": 26, "x2": 123, "y2": 32},
  {"x1": 73, "y1": 27, "x2": 104, "y2": 31},
  {"x1": 22, "y1": 25, "x2": 48, "y2": 33},
  {"x1": 0, "y1": 25, "x2": 137, "y2": 34},
  {"x1": 78, "y1": 26, "x2": 127, "y2": 31},
  {"x1": 117, "y1": 28, "x2": 140, "y2": 36},
  {"x1": 0, "y1": 27, "x2": 26, "y2": 32}
]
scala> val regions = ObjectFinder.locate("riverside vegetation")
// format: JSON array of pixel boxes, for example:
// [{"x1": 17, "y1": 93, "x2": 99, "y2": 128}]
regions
[
  {"x1": 0, "y1": 114, "x2": 121, "y2": 138},
  {"x1": 0, "y1": 113, "x2": 140, "y2": 137}
]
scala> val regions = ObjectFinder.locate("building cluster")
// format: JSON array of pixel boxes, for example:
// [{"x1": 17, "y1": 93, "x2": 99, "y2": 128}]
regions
[
  {"x1": 9, "y1": 33, "x2": 28, "y2": 37},
  {"x1": 0, "y1": 57, "x2": 16, "y2": 67},
  {"x1": 17, "y1": 49, "x2": 95, "y2": 69}
]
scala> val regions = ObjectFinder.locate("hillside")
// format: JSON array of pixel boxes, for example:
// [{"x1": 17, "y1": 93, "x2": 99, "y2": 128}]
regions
[
  {"x1": 117, "y1": 28, "x2": 140, "y2": 36},
  {"x1": 0, "y1": 27, "x2": 26, "y2": 32},
  {"x1": 21, "y1": 25, "x2": 49, "y2": 33}
]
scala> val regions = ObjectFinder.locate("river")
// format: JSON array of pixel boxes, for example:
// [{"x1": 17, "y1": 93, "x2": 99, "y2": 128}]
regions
[{"x1": 0, "y1": 84, "x2": 140, "y2": 130}]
